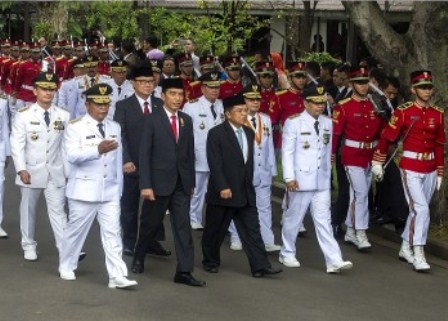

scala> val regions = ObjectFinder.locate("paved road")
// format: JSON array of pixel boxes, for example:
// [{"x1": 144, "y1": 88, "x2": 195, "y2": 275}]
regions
[{"x1": 1, "y1": 165, "x2": 448, "y2": 321}]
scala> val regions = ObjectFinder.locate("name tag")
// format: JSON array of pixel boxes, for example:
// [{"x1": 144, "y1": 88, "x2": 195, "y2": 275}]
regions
[
  {"x1": 30, "y1": 121, "x2": 40, "y2": 125},
  {"x1": 300, "y1": 132, "x2": 311, "y2": 135},
  {"x1": 199, "y1": 114, "x2": 207, "y2": 117},
  {"x1": 86, "y1": 135, "x2": 95, "y2": 139}
]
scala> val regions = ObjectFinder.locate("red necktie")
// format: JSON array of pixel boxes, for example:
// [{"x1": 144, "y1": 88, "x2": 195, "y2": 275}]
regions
[
  {"x1": 171, "y1": 114, "x2": 178, "y2": 141},
  {"x1": 143, "y1": 101, "x2": 150, "y2": 115}
]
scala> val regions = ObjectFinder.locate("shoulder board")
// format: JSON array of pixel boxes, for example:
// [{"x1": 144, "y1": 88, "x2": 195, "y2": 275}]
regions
[
  {"x1": 431, "y1": 105, "x2": 444, "y2": 113},
  {"x1": 338, "y1": 97, "x2": 351, "y2": 105},
  {"x1": 397, "y1": 101, "x2": 413, "y2": 110},
  {"x1": 275, "y1": 90, "x2": 288, "y2": 96},
  {"x1": 288, "y1": 113, "x2": 299, "y2": 120},
  {"x1": 18, "y1": 106, "x2": 30, "y2": 113},
  {"x1": 188, "y1": 98, "x2": 198, "y2": 103},
  {"x1": 190, "y1": 81, "x2": 201, "y2": 87},
  {"x1": 69, "y1": 117, "x2": 82, "y2": 124},
  {"x1": 56, "y1": 57, "x2": 64, "y2": 61}
]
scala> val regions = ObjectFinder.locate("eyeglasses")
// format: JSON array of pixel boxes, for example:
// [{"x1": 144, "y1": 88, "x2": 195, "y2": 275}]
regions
[{"x1": 134, "y1": 79, "x2": 155, "y2": 85}]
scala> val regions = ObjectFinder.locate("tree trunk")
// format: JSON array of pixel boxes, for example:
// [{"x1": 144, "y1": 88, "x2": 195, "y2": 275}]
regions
[
  {"x1": 36, "y1": 2, "x2": 69, "y2": 40},
  {"x1": 343, "y1": 1, "x2": 448, "y2": 224}
]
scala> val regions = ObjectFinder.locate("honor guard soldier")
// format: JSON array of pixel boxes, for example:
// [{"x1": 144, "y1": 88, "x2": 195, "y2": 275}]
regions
[
  {"x1": 177, "y1": 52, "x2": 199, "y2": 104},
  {"x1": 219, "y1": 54, "x2": 244, "y2": 100},
  {"x1": 0, "y1": 40, "x2": 20, "y2": 99},
  {"x1": 97, "y1": 44, "x2": 111, "y2": 75},
  {"x1": 50, "y1": 40, "x2": 62, "y2": 58},
  {"x1": 8, "y1": 41, "x2": 28, "y2": 112},
  {"x1": 67, "y1": 55, "x2": 110, "y2": 119},
  {"x1": 56, "y1": 41, "x2": 72, "y2": 82},
  {"x1": 105, "y1": 59, "x2": 134, "y2": 119},
  {"x1": 372, "y1": 70, "x2": 445, "y2": 272},
  {"x1": 280, "y1": 84, "x2": 353, "y2": 273},
  {"x1": 198, "y1": 53, "x2": 217, "y2": 75},
  {"x1": 12, "y1": 42, "x2": 42, "y2": 113},
  {"x1": 0, "y1": 93, "x2": 11, "y2": 238},
  {"x1": 183, "y1": 71, "x2": 224, "y2": 230},
  {"x1": 10, "y1": 72, "x2": 69, "y2": 261},
  {"x1": 228, "y1": 85, "x2": 281, "y2": 252},
  {"x1": 0, "y1": 39, "x2": 11, "y2": 89},
  {"x1": 59, "y1": 84, "x2": 137, "y2": 288},
  {"x1": 331, "y1": 66, "x2": 385, "y2": 251},
  {"x1": 63, "y1": 41, "x2": 85, "y2": 80},
  {"x1": 255, "y1": 61, "x2": 282, "y2": 149},
  {"x1": 277, "y1": 61, "x2": 306, "y2": 126},
  {"x1": 149, "y1": 59, "x2": 163, "y2": 98}
]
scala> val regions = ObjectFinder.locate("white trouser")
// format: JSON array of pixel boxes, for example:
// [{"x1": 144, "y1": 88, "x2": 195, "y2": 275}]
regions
[
  {"x1": 59, "y1": 199, "x2": 128, "y2": 279},
  {"x1": 345, "y1": 165, "x2": 372, "y2": 230},
  {"x1": 20, "y1": 179, "x2": 66, "y2": 253},
  {"x1": 229, "y1": 182, "x2": 275, "y2": 245},
  {"x1": 0, "y1": 162, "x2": 4, "y2": 225},
  {"x1": 280, "y1": 189, "x2": 344, "y2": 267},
  {"x1": 189, "y1": 171, "x2": 209, "y2": 225},
  {"x1": 400, "y1": 169, "x2": 436, "y2": 246}
]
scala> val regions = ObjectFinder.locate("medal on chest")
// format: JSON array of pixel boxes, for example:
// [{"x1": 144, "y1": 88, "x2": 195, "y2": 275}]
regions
[{"x1": 31, "y1": 132, "x2": 39, "y2": 141}]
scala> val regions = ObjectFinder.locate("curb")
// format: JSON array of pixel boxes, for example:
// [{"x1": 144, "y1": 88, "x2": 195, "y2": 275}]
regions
[{"x1": 271, "y1": 182, "x2": 448, "y2": 261}]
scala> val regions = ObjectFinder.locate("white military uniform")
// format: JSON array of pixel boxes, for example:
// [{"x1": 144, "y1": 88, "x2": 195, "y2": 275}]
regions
[
  {"x1": 10, "y1": 103, "x2": 69, "y2": 254},
  {"x1": 59, "y1": 114, "x2": 128, "y2": 280},
  {"x1": 229, "y1": 112, "x2": 278, "y2": 245},
  {"x1": 54, "y1": 78, "x2": 75, "y2": 111},
  {"x1": 104, "y1": 78, "x2": 134, "y2": 120},
  {"x1": 183, "y1": 96, "x2": 224, "y2": 226},
  {"x1": 280, "y1": 111, "x2": 348, "y2": 269},
  {"x1": 67, "y1": 74, "x2": 110, "y2": 119},
  {"x1": 0, "y1": 98, "x2": 11, "y2": 233}
]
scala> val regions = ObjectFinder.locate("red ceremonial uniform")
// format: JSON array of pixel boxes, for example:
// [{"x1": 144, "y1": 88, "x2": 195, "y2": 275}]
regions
[
  {"x1": 332, "y1": 97, "x2": 385, "y2": 168},
  {"x1": 14, "y1": 59, "x2": 41, "y2": 102},
  {"x1": 276, "y1": 87, "x2": 305, "y2": 126},
  {"x1": 1, "y1": 58, "x2": 16, "y2": 94},
  {"x1": 181, "y1": 76, "x2": 201, "y2": 106},
  {"x1": 98, "y1": 59, "x2": 110, "y2": 75},
  {"x1": 56, "y1": 56, "x2": 69, "y2": 81},
  {"x1": 259, "y1": 87, "x2": 281, "y2": 125},
  {"x1": 63, "y1": 58, "x2": 77, "y2": 80},
  {"x1": 219, "y1": 79, "x2": 243, "y2": 99},
  {"x1": 373, "y1": 102, "x2": 445, "y2": 176}
]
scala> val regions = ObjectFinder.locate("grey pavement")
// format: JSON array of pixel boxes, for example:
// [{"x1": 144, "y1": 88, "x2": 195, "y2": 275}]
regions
[{"x1": 1, "y1": 165, "x2": 448, "y2": 321}]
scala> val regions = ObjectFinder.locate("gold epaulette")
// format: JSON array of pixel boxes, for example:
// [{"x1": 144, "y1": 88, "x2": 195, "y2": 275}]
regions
[
  {"x1": 190, "y1": 81, "x2": 201, "y2": 87},
  {"x1": 56, "y1": 57, "x2": 64, "y2": 61},
  {"x1": 337, "y1": 97, "x2": 351, "y2": 105},
  {"x1": 69, "y1": 117, "x2": 82, "y2": 124},
  {"x1": 288, "y1": 113, "x2": 299, "y2": 120},
  {"x1": 18, "y1": 106, "x2": 30, "y2": 113},
  {"x1": 397, "y1": 101, "x2": 413, "y2": 110},
  {"x1": 188, "y1": 98, "x2": 198, "y2": 103},
  {"x1": 275, "y1": 90, "x2": 288, "y2": 96},
  {"x1": 431, "y1": 105, "x2": 445, "y2": 113}
]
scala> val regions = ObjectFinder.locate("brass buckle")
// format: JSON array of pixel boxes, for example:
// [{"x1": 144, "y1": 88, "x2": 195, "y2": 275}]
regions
[
  {"x1": 363, "y1": 142, "x2": 372, "y2": 149},
  {"x1": 421, "y1": 153, "x2": 430, "y2": 160}
]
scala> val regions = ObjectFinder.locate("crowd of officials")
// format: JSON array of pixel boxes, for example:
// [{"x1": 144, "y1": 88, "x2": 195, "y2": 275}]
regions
[{"x1": 0, "y1": 35, "x2": 445, "y2": 289}]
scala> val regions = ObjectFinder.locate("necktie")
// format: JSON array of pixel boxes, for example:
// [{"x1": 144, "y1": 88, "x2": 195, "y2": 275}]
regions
[
  {"x1": 171, "y1": 114, "x2": 178, "y2": 141},
  {"x1": 314, "y1": 120, "x2": 319, "y2": 136},
  {"x1": 143, "y1": 101, "x2": 150, "y2": 115},
  {"x1": 251, "y1": 116, "x2": 257, "y2": 129},
  {"x1": 90, "y1": 77, "x2": 95, "y2": 87},
  {"x1": 98, "y1": 123, "x2": 105, "y2": 138},
  {"x1": 210, "y1": 103, "x2": 217, "y2": 119},
  {"x1": 236, "y1": 128, "x2": 243, "y2": 151},
  {"x1": 118, "y1": 86, "x2": 122, "y2": 95},
  {"x1": 44, "y1": 111, "x2": 50, "y2": 127}
]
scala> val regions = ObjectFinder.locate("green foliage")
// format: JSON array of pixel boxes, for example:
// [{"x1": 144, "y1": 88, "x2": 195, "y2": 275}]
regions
[
  {"x1": 32, "y1": 22, "x2": 53, "y2": 41},
  {"x1": 302, "y1": 52, "x2": 340, "y2": 64}
]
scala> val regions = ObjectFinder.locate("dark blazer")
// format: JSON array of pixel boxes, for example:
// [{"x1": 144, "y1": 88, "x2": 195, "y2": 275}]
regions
[
  {"x1": 139, "y1": 106, "x2": 195, "y2": 196},
  {"x1": 206, "y1": 121, "x2": 256, "y2": 207},
  {"x1": 114, "y1": 94, "x2": 163, "y2": 172}
]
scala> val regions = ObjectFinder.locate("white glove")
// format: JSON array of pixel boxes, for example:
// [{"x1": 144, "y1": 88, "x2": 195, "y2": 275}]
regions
[
  {"x1": 371, "y1": 163, "x2": 384, "y2": 182},
  {"x1": 437, "y1": 176, "x2": 443, "y2": 191}
]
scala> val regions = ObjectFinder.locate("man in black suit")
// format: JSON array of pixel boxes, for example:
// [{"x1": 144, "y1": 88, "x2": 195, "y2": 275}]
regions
[
  {"x1": 202, "y1": 94, "x2": 282, "y2": 278},
  {"x1": 131, "y1": 78, "x2": 205, "y2": 287},
  {"x1": 114, "y1": 63, "x2": 170, "y2": 257}
]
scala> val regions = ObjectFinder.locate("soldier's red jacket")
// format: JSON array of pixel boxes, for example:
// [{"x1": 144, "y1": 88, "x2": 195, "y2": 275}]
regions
[
  {"x1": 1, "y1": 58, "x2": 16, "y2": 93},
  {"x1": 373, "y1": 102, "x2": 445, "y2": 176},
  {"x1": 332, "y1": 96, "x2": 385, "y2": 168},
  {"x1": 98, "y1": 59, "x2": 110, "y2": 75},
  {"x1": 259, "y1": 86, "x2": 281, "y2": 125},
  {"x1": 219, "y1": 79, "x2": 243, "y2": 99},
  {"x1": 63, "y1": 57, "x2": 77, "y2": 80},
  {"x1": 56, "y1": 56, "x2": 70, "y2": 81},
  {"x1": 14, "y1": 59, "x2": 41, "y2": 102},
  {"x1": 276, "y1": 87, "x2": 305, "y2": 126}
]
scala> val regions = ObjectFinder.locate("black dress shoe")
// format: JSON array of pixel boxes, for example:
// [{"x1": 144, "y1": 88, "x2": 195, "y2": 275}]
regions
[
  {"x1": 146, "y1": 241, "x2": 172, "y2": 257},
  {"x1": 203, "y1": 265, "x2": 219, "y2": 273},
  {"x1": 332, "y1": 224, "x2": 345, "y2": 239},
  {"x1": 131, "y1": 258, "x2": 145, "y2": 274},
  {"x1": 252, "y1": 266, "x2": 283, "y2": 278},
  {"x1": 174, "y1": 272, "x2": 206, "y2": 287},
  {"x1": 78, "y1": 252, "x2": 87, "y2": 262},
  {"x1": 123, "y1": 247, "x2": 134, "y2": 256},
  {"x1": 373, "y1": 216, "x2": 393, "y2": 225}
]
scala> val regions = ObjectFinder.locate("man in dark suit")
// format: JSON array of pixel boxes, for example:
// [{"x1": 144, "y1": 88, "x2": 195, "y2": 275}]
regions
[
  {"x1": 131, "y1": 78, "x2": 205, "y2": 287},
  {"x1": 114, "y1": 63, "x2": 170, "y2": 257},
  {"x1": 201, "y1": 94, "x2": 282, "y2": 278}
]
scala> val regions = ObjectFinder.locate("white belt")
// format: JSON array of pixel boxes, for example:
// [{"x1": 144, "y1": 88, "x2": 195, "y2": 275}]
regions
[
  {"x1": 21, "y1": 84, "x2": 34, "y2": 91},
  {"x1": 402, "y1": 151, "x2": 435, "y2": 161},
  {"x1": 345, "y1": 139, "x2": 378, "y2": 149}
]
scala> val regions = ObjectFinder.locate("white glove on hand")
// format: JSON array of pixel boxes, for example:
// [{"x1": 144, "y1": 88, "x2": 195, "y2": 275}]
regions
[
  {"x1": 437, "y1": 176, "x2": 443, "y2": 191},
  {"x1": 371, "y1": 163, "x2": 384, "y2": 182}
]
